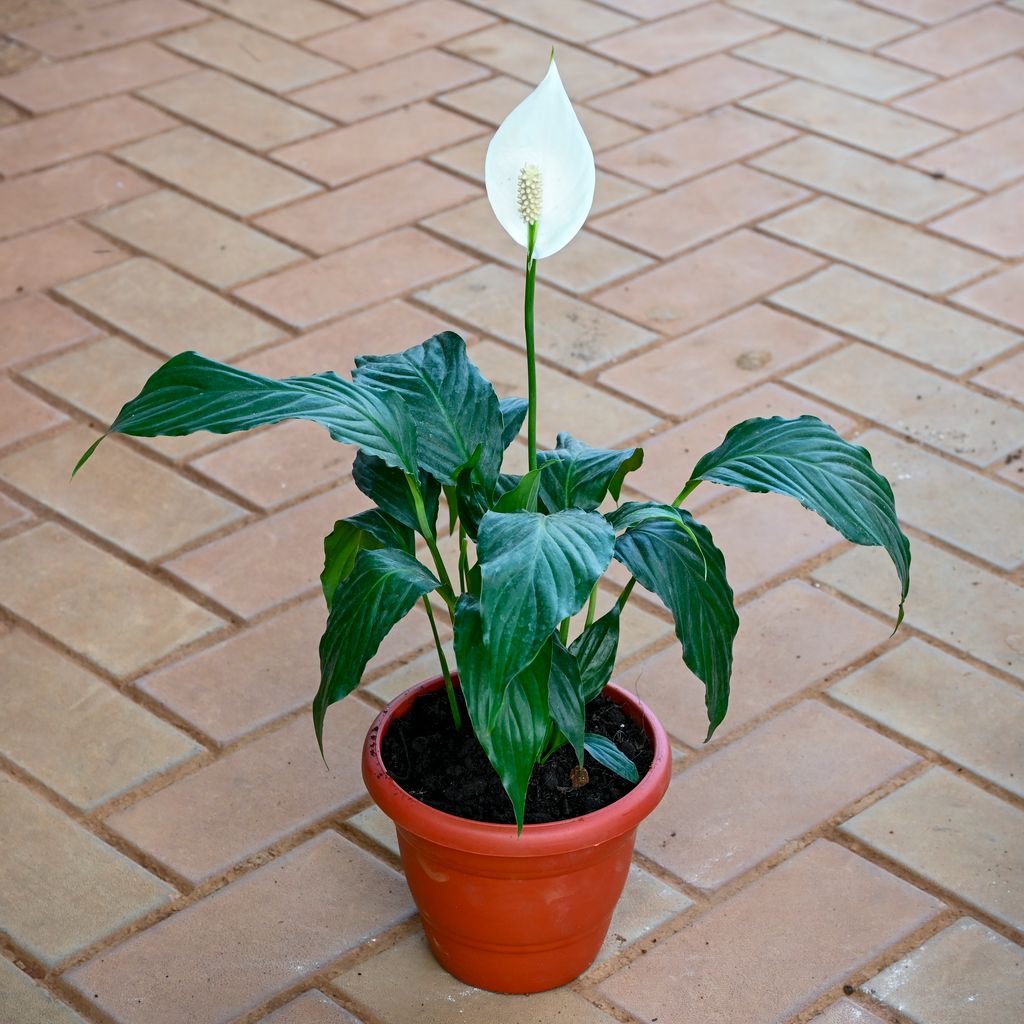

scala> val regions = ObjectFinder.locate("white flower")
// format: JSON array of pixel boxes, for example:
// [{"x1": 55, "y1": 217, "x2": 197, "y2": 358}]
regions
[{"x1": 485, "y1": 58, "x2": 595, "y2": 260}]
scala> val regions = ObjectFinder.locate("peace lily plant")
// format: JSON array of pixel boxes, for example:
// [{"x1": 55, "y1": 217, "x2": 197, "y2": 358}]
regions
[{"x1": 76, "y1": 59, "x2": 910, "y2": 835}]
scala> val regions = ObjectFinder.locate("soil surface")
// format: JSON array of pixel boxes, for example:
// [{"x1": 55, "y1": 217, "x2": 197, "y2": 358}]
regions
[{"x1": 380, "y1": 689, "x2": 653, "y2": 825}]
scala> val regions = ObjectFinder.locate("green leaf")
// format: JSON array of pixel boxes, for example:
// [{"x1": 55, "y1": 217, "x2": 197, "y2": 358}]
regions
[
  {"x1": 584, "y1": 733, "x2": 639, "y2": 784},
  {"x1": 608, "y1": 502, "x2": 708, "y2": 579},
  {"x1": 549, "y1": 638, "x2": 584, "y2": 764},
  {"x1": 687, "y1": 416, "x2": 910, "y2": 625},
  {"x1": 615, "y1": 513, "x2": 737, "y2": 741},
  {"x1": 536, "y1": 433, "x2": 643, "y2": 512},
  {"x1": 352, "y1": 451, "x2": 440, "y2": 536},
  {"x1": 321, "y1": 510, "x2": 413, "y2": 609},
  {"x1": 354, "y1": 332, "x2": 503, "y2": 487},
  {"x1": 492, "y1": 467, "x2": 544, "y2": 513},
  {"x1": 499, "y1": 397, "x2": 528, "y2": 451},
  {"x1": 454, "y1": 597, "x2": 552, "y2": 831},
  {"x1": 569, "y1": 604, "x2": 621, "y2": 703},
  {"x1": 75, "y1": 351, "x2": 418, "y2": 476},
  {"x1": 315, "y1": 548, "x2": 438, "y2": 753},
  {"x1": 477, "y1": 509, "x2": 615, "y2": 688}
]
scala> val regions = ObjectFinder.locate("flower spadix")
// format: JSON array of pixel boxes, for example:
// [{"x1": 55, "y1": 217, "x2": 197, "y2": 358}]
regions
[{"x1": 485, "y1": 58, "x2": 595, "y2": 259}]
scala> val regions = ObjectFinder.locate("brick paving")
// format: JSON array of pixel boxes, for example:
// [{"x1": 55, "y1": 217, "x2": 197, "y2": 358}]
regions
[{"x1": 0, "y1": 1, "x2": 1022, "y2": 1021}]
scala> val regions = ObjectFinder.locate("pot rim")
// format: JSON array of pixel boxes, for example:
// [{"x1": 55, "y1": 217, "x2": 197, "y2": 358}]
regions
[{"x1": 361, "y1": 673, "x2": 672, "y2": 858}]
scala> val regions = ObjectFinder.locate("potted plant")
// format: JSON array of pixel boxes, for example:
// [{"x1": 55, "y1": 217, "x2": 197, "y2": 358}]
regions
[{"x1": 75, "y1": 58, "x2": 909, "y2": 994}]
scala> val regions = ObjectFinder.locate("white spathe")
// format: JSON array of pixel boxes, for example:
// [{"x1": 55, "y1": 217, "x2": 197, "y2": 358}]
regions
[{"x1": 485, "y1": 59, "x2": 595, "y2": 260}]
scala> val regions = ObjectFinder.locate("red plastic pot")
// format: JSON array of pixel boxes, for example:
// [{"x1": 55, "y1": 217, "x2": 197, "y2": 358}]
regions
[{"x1": 362, "y1": 674, "x2": 672, "y2": 993}]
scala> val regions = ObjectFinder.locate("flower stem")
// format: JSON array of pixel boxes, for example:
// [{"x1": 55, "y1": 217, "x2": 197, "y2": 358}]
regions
[
  {"x1": 525, "y1": 221, "x2": 539, "y2": 472},
  {"x1": 585, "y1": 584, "x2": 599, "y2": 627},
  {"x1": 422, "y1": 596, "x2": 461, "y2": 730}
]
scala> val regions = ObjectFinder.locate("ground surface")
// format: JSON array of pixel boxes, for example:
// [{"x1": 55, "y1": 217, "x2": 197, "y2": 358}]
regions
[{"x1": 0, "y1": 1, "x2": 1022, "y2": 1022}]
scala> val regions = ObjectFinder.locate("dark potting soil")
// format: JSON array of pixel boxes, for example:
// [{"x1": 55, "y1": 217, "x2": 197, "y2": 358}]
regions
[{"x1": 380, "y1": 689, "x2": 653, "y2": 825}]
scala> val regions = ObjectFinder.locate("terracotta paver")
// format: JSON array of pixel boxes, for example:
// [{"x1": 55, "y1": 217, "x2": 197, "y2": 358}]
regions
[
  {"x1": 594, "y1": 229, "x2": 823, "y2": 337},
  {"x1": 598, "y1": 841, "x2": 941, "y2": 1024},
  {"x1": 445, "y1": 21, "x2": 639, "y2": 98},
  {"x1": 0, "y1": 95, "x2": 174, "y2": 176},
  {"x1": 730, "y1": 0, "x2": 915, "y2": 48},
  {"x1": 58, "y1": 257, "x2": 283, "y2": 359},
  {"x1": 762, "y1": 197, "x2": 997, "y2": 293},
  {"x1": 141, "y1": 69, "x2": 332, "y2": 150},
  {"x1": 831, "y1": 638, "x2": 1024, "y2": 798},
  {"x1": 0, "y1": 293, "x2": 100, "y2": 369},
  {"x1": 161, "y1": 18, "x2": 342, "y2": 92},
  {"x1": 638, "y1": 702, "x2": 917, "y2": 889},
  {"x1": 0, "y1": 41, "x2": 193, "y2": 112},
  {"x1": 256, "y1": 162, "x2": 479, "y2": 255},
  {"x1": 620, "y1": 579, "x2": 883, "y2": 748},
  {"x1": 0, "y1": 955, "x2": 86, "y2": 1024},
  {"x1": 261, "y1": 991, "x2": 362, "y2": 1024},
  {"x1": 0, "y1": 773, "x2": 175, "y2": 967},
  {"x1": 236, "y1": 227, "x2": 476, "y2": 328},
  {"x1": 842, "y1": 768, "x2": 1024, "y2": 929},
  {"x1": 600, "y1": 304, "x2": 837, "y2": 416},
  {"x1": 89, "y1": 190, "x2": 303, "y2": 289},
  {"x1": 750, "y1": 135, "x2": 974, "y2": 223},
  {"x1": 590, "y1": 53, "x2": 784, "y2": 130},
  {"x1": 863, "y1": 918, "x2": 1024, "y2": 1024},
  {"x1": 0, "y1": 155, "x2": 154, "y2": 239},
  {"x1": 165, "y1": 484, "x2": 369, "y2": 619},
  {"x1": 105, "y1": 706, "x2": 375, "y2": 883},
  {"x1": 772, "y1": 264, "x2": 1018, "y2": 374},
  {"x1": 417, "y1": 263, "x2": 657, "y2": 371},
  {"x1": 0, "y1": 630, "x2": 200, "y2": 810},
  {"x1": 593, "y1": 164, "x2": 808, "y2": 257},
  {"x1": 335, "y1": 933, "x2": 619, "y2": 1024},
  {"x1": 0, "y1": 223, "x2": 126, "y2": 302},
  {"x1": 742, "y1": 79, "x2": 953, "y2": 158},
  {"x1": 273, "y1": 102, "x2": 483, "y2": 187},
  {"x1": 0, "y1": 523, "x2": 224, "y2": 677},
  {"x1": 116, "y1": 126, "x2": 321, "y2": 217},
  {"x1": 735, "y1": 30, "x2": 934, "y2": 99},
  {"x1": 7, "y1": 0, "x2": 208, "y2": 58},
  {"x1": 893, "y1": 56, "x2": 1024, "y2": 129},
  {"x1": 598, "y1": 105, "x2": 796, "y2": 189},
  {"x1": 292, "y1": 49, "x2": 488, "y2": 123},
  {"x1": 423, "y1": 196, "x2": 652, "y2": 293},
  {"x1": 816, "y1": 539, "x2": 1024, "y2": 680},
  {"x1": 306, "y1": 0, "x2": 495, "y2": 68},
  {"x1": 65, "y1": 833, "x2": 413, "y2": 1024},
  {"x1": 788, "y1": 343, "x2": 1024, "y2": 466},
  {"x1": 1, "y1": 2, "x2": 1022, "y2": 1018}
]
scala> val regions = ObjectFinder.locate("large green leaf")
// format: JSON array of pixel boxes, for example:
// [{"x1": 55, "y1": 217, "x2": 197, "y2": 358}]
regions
[
  {"x1": 499, "y1": 397, "x2": 528, "y2": 451},
  {"x1": 454, "y1": 597, "x2": 552, "y2": 831},
  {"x1": 352, "y1": 450, "x2": 440, "y2": 536},
  {"x1": 569, "y1": 604, "x2": 621, "y2": 703},
  {"x1": 477, "y1": 509, "x2": 615, "y2": 688},
  {"x1": 321, "y1": 510, "x2": 413, "y2": 609},
  {"x1": 615, "y1": 511, "x2": 738, "y2": 740},
  {"x1": 354, "y1": 332, "x2": 503, "y2": 487},
  {"x1": 687, "y1": 416, "x2": 910, "y2": 624},
  {"x1": 549, "y1": 638, "x2": 584, "y2": 764},
  {"x1": 315, "y1": 548, "x2": 438, "y2": 753},
  {"x1": 75, "y1": 351, "x2": 418, "y2": 476},
  {"x1": 536, "y1": 433, "x2": 643, "y2": 512}
]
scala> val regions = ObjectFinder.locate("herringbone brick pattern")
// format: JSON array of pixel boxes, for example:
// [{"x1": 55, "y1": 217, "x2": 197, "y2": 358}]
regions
[{"x1": 1, "y1": 1, "x2": 1022, "y2": 1021}]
